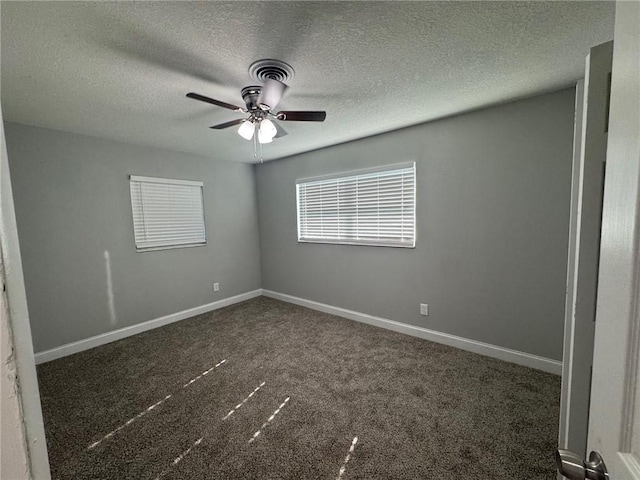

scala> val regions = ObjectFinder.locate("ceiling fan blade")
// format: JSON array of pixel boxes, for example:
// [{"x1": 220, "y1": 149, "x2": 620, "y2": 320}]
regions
[
  {"x1": 257, "y1": 79, "x2": 288, "y2": 111},
  {"x1": 187, "y1": 92, "x2": 244, "y2": 112},
  {"x1": 273, "y1": 120, "x2": 288, "y2": 138},
  {"x1": 276, "y1": 111, "x2": 327, "y2": 122},
  {"x1": 209, "y1": 118, "x2": 246, "y2": 130}
]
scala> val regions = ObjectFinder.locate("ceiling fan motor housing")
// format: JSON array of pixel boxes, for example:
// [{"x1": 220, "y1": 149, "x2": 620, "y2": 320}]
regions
[
  {"x1": 241, "y1": 86, "x2": 263, "y2": 111},
  {"x1": 258, "y1": 79, "x2": 287, "y2": 110}
]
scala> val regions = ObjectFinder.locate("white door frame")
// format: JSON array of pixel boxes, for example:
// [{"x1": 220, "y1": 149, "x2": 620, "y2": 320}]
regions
[{"x1": 0, "y1": 104, "x2": 51, "y2": 477}]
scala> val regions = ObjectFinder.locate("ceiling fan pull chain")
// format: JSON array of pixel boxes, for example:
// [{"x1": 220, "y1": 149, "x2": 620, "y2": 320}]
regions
[{"x1": 253, "y1": 125, "x2": 259, "y2": 160}]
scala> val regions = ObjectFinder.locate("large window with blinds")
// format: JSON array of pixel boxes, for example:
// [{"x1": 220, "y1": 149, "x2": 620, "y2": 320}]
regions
[
  {"x1": 129, "y1": 175, "x2": 206, "y2": 251},
  {"x1": 296, "y1": 162, "x2": 416, "y2": 248}
]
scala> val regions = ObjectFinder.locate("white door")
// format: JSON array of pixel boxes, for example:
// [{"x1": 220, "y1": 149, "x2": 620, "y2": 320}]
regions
[
  {"x1": 558, "y1": 1, "x2": 640, "y2": 479},
  {"x1": 558, "y1": 38, "x2": 612, "y2": 460},
  {"x1": 587, "y1": 0, "x2": 640, "y2": 477},
  {"x1": 559, "y1": 1, "x2": 640, "y2": 479}
]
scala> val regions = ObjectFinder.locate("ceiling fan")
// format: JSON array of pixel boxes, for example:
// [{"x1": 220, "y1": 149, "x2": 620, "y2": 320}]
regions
[{"x1": 186, "y1": 60, "x2": 326, "y2": 145}]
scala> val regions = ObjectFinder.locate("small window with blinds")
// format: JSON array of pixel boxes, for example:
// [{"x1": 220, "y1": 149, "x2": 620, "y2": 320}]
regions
[
  {"x1": 296, "y1": 162, "x2": 416, "y2": 248},
  {"x1": 129, "y1": 175, "x2": 206, "y2": 251}
]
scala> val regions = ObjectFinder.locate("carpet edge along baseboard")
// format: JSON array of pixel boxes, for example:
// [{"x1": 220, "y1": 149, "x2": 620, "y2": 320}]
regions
[
  {"x1": 34, "y1": 289, "x2": 263, "y2": 364},
  {"x1": 262, "y1": 290, "x2": 562, "y2": 376}
]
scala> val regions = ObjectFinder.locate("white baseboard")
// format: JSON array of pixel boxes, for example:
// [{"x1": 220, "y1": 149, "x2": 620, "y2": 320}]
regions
[
  {"x1": 262, "y1": 290, "x2": 562, "y2": 375},
  {"x1": 34, "y1": 289, "x2": 263, "y2": 364},
  {"x1": 36, "y1": 288, "x2": 563, "y2": 375}
]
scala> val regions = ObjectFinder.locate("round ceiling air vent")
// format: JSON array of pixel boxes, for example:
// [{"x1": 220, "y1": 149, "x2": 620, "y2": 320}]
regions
[{"x1": 249, "y1": 59, "x2": 295, "y2": 83}]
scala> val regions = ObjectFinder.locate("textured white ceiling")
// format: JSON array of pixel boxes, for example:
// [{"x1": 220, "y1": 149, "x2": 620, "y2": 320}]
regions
[{"x1": 1, "y1": 1, "x2": 614, "y2": 163}]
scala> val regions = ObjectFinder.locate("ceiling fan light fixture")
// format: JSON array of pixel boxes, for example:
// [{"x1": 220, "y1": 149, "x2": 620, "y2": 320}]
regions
[
  {"x1": 237, "y1": 120, "x2": 255, "y2": 140},
  {"x1": 258, "y1": 133, "x2": 273, "y2": 144},
  {"x1": 260, "y1": 118, "x2": 277, "y2": 137},
  {"x1": 257, "y1": 119, "x2": 276, "y2": 144}
]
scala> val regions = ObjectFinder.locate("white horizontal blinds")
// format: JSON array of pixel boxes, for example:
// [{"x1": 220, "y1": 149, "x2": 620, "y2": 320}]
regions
[
  {"x1": 297, "y1": 163, "x2": 415, "y2": 247},
  {"x1": 130, "y1": 176, "x2": 206, "y2": 250}
]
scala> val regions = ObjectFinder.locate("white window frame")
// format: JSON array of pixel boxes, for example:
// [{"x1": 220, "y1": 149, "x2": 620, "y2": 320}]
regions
[
  {"x1": 296, "y1": 162, "x2": 416, "y2": 248},
  {"x1": 129, "y1": 175, "x2": 206, "y2": 252}
]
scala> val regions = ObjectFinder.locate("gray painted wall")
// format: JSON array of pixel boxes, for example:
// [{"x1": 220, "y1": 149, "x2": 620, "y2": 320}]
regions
[
  {"x1": 5, "y1": 123, "x2": 261, "y2": 353},
  {"x1": 256, "y1": 88, "x2": 575, "y2": 361}
]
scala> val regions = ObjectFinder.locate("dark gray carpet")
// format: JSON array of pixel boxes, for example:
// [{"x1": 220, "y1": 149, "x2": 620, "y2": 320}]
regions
[{"x1": 37, "y1": 297, "x2": 560, "y2": 479}]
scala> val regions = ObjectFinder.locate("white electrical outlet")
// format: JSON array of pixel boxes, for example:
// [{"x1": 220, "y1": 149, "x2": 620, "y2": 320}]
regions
[
  {"x1": 213, "y1": 283, "x2": 219, "y2": 292},
  {"x1": 420, "y1": 303, "x2": 429, "y2": 316}
]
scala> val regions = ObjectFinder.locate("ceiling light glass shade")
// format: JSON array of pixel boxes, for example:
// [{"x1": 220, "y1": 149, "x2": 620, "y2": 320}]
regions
[
  {"x1": 238, "y1": 120, "x2": 255, "y2": 140},
  {"x1": 258, "y1": 130, "x2": 273, "y2": 144},
  {"x1": 258, "y1": 119, "x2": 277, "y2": 144},
  {"x1": 260, "y1": 118, "x2": 277, "y2": 137}
]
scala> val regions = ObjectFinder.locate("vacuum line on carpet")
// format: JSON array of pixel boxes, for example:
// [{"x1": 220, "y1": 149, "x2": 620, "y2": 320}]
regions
[
  {"x1": 248, "y1": 396, "x2": 290, "y2": 444},
  {"x1": 153, "y1": 382, "x2": 270, "y2": 477},
  {"x1": 88, "y1": 359, "x2": 226, "y2": 451},
  {"x1": 336, "y1": 436, "x2": 359, "y2": 480},
  {"x1": 182, "y1": 359, "x2": 227, "y2": 388},
  {"x1": 223, "y1": 381, "x2": 266, "y2": 420},
  {"x1": 154, "y1": 437, "x2": 204, "y2": 480},
  {"x1": 87, "y1": 395, "x2": 172, "y2": 450}
]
